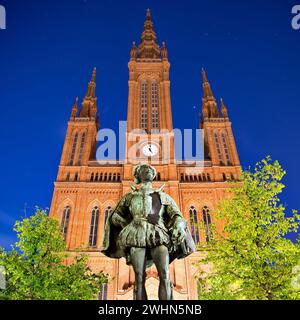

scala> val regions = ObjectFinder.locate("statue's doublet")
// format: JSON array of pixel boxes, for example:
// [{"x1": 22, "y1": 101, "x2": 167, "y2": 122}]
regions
[
  {"x1": 117, "y1": 187, "x2": 171, "y2": 249},
  {"x1": 101, "y1": 185, "x2": 196, "y2": 266}
]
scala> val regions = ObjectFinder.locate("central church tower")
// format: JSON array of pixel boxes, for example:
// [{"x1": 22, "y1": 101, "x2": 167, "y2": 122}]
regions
[
  {"x1": 125, "y1": 9, "x2": 175, "y2": 166},
  {"x1": 49, "y1": 9, "x2": 241, "y2": 300}
]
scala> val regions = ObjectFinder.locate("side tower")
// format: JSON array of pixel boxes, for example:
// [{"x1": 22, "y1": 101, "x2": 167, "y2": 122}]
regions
[
  {"x1": 200, "y1": 69, "x2": 240, "y2": 182},
  {"x1": 50, "y1": 69, "x2": 99, "y2": 249}
]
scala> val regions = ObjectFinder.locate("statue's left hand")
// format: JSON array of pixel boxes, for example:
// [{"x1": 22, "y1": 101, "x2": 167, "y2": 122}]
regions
[{"x1": 172, "y1": 224, "x2": 186, "y2": 245}]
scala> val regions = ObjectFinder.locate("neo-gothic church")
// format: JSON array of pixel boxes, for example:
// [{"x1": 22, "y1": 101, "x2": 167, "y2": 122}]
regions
[{"x1": 49, "y1": 9, "x2": 240, "y2": 300}]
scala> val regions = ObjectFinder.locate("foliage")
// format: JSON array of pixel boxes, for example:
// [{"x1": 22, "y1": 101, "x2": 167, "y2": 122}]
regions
[
  {"x1": 198, "y1": 157, "x2": 300, "y2": 300},
  {"x1": 0, "y1": 208, "x2": 107, "y2": 300}
]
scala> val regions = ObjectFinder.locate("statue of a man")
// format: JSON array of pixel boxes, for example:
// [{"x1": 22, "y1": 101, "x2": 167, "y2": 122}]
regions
[{"x1": 101, "y1": 164, "x2": 196, "y2": 300}]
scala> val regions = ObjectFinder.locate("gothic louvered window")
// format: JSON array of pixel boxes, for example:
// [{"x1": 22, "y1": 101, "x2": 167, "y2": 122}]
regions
[
  {"x1": 202, "y1": 206, "x2": 212, "y2": 243},
  {"x1": 151, "y1": 80, "x2": 159, "y2": 129},
  {"x1": 69, "y1": 132, "x2": 78, "y2": 165},
  {"x1": 189, "y1": 206, "x2": 200, "y2": 244},
  {"x1": 140, "y1": 80, "x2": 148, "y2": 130},
  {"x1": 61, "y1": 206, "x2": 71, "y2": 240},
  {"x1": 89, "y1": 206, "x2": 100, "y2": 247},
  {"x1": 77, "y1": 132, "x2": 86, "y2": 165},
  {"x1": 214, "y1": 132, "x2": 224, "y2": 165},
  {"x1": 98, "y1": 283, "x2": 108, "y2": 300},
  {"x1": 221, "y1": 132, "x2": 231, "y2": 165}
]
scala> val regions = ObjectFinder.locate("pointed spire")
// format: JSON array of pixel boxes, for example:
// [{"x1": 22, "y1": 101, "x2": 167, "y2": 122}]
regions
[
  {"x1": 130, "y1": 41, "x2": 137, "y2": 60},
  {"x1": 201, "y1": 68, "x2": 215, "y2": 100},
  {"x1": 70, "y1": 96, "x2": 78, "y2": 120},
  {"x1": 201, "y1": 68, "x2": 220, "y2": 118},
  {"x1": 79, "y1": 68, "x2": 98, "y2": 118},
  {"x1": 161, "y1": 41, "x2": 168, "y2": 60},
  {"x1": 85, "y1": 67, "x2": 96, "y2": 99},
  {"x1": 137, "y1": 9, "x2": 161, "y2": 59},
  {"x1": 201, "y1": 68, "x2": 208, "y2": 83},
  {"x1": 220, "y1": 98, "x2": 229, "y2": 118},
  {"x1": 146, "y1": 8, "x2": 151, "y2": 20}
]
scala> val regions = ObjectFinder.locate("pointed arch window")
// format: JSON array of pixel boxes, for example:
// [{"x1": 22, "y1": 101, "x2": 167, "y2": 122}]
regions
[
  {"x1": 89, "y1": 206, "x2": 100, "y2": 247},
  {"x1": 151, "y1": 80, "x2": 159, "y2": 129},
  {"x1": 69, "y1": 132, "x2": 78, "y2": 165},
  {"x1": 221, "y1": 132, "x2": 231, "y2": 165},
  {"x1": 104, "y1": 206, "x2": 112, "y2": 231},
  {"x1": 61, "y1": 206, "x2": 71, "y2": 240},
  {"x1": 140, "y1": 80, "x2": 148, "y2": 130},
  {"x1": 214, "y1": 132, "x2": 224, "y2": 165},
  {"x1": 189, "y1": 206, "x2": 200, "y2": 244},
  {"x1": 202, "y1": 206, "x2": 212, "y2": 243},
  {"x1": 77, "y1": 132, "x2": 86, "y2": 165}
]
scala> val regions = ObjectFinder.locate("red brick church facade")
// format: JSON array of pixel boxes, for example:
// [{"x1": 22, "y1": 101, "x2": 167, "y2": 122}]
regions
[{"x1": 49, "y1": 9, "x2": 240, "y2": 300}]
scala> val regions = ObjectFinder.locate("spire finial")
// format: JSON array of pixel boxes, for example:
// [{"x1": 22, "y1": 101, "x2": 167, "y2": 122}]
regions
[
  {"x1": 202, "y1": 68, "x2": 208, "y2": 83},
  {"x1": 146, "y1": 8, "x2": 151, "y2": 19},
  {"x1": 91, "y1": 67, "x2": 96, "y2": 82}
]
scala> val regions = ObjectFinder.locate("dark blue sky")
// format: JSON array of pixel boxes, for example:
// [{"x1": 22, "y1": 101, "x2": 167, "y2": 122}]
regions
[{"x1": 0, "y1": 0, "x2": 299, "y2": 248}]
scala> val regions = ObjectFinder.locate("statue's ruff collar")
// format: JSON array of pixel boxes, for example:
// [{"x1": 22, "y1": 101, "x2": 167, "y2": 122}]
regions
[{"x1": 130, "y1": 183, "x2": 165, "y2": 194}]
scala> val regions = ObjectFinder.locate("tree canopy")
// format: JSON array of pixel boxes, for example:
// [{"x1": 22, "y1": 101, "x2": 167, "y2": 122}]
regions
[
  {"x1": 199, "y1": 157, "x2": 300, "y2": 300},
  {"x1": 0, "y1": 208, "x2": 107, "y2": 300}
]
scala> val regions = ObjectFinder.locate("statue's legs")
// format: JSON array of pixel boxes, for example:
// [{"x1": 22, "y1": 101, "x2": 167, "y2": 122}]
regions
[
  {"x1": 150, "y1": 245, "x2": 172, "y2": 300},
  {"x1": 130, "y1": 247, "x2": 148, "y2": 300}
]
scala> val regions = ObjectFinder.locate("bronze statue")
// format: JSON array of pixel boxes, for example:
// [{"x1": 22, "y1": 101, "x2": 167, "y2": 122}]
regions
[{"x1": 101, "y1": 164, "x2": 196, "y2": 300}]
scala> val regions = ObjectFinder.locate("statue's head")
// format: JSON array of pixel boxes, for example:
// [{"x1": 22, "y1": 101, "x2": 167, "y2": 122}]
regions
[{"x1": 133, "y1": 164, "x2": 157, "y2": 184}]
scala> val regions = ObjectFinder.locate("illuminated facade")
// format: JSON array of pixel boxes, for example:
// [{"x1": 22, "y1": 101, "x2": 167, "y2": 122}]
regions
[{"x1": 49, "y1": 9, "x2": 240, "y2": 300}]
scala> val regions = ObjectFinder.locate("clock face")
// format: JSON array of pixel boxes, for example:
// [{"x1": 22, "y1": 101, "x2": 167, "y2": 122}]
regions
[{"x1": 142, "y1": 143, "x2": 158, "y2": 157}]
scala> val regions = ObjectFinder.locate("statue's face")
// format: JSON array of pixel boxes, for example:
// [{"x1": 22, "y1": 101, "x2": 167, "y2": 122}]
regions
[{"x1": 138, "y1": 165, "x2": 155, "y2": 182}]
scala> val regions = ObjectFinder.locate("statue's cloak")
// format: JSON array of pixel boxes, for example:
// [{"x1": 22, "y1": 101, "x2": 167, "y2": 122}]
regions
[{"x1": 101, "y1": 187, "x2": 196, "y2": 266}]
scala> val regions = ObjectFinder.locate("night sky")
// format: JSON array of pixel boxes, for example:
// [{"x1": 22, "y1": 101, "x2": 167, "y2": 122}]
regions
[{"x1": 0, "y1": 0, "x2": 299, "y2": 248}]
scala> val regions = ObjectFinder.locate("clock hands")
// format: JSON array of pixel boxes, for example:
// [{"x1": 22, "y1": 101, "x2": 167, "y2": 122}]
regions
[{"x1": 143, "y1": 144, "x2": 157, "y2": 156}]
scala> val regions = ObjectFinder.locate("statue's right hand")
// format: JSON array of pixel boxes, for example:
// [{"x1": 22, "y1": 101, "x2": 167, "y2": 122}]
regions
[{"x1": 111, "y1": 213, "x2": 127, "y2": 228}]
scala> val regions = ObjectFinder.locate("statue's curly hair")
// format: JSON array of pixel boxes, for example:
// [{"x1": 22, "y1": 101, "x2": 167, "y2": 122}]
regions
[{"x1": 133, "y1": 164, "x2": 157, "y2": 184}]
